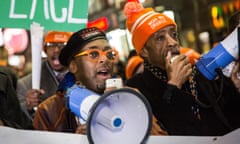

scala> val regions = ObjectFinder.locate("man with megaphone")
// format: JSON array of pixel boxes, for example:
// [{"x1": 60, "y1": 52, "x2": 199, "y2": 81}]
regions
[
  {"x1": 32, "y1": 27, "x2": 167, "y2": 143},
  {"x1": 124, "y1": 1, "x2": 240, "y2": 136}
]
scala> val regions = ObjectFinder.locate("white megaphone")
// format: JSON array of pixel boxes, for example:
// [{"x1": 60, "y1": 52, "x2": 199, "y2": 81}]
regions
[
  {"x1": 65, "y1": 84, "x2": 152, "y2": 144},
  {"x1": 196, "y1": 25, "x2": 240, "y2": 80}
]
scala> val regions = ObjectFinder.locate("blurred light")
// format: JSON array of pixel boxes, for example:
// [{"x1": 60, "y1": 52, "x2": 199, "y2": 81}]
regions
[
  {"x1": 212, "y1": 18, "x2": 220, "y2": 29},
  {"x1": 211, "y1": 6, "x2": 218, "y2": 18},
  {"x1": 198, "y1": 31, "x2": 211, "y2": 54},
  {"x1": 107, "y1": 29, "x2": 128, "y2": 61},
  {"x1": 87, "y1": 17, "x2": 109, "y2": 31},
  {"x1": 228, "y1": 2, "x2": 234, "y2": 13},
  {"x1": 139, "y1": 0, "x2": 146, "y2": 3},
  {"x1": 8, "y1": 55, "x2": 25, "y2": 68},
  {"x1": 219, "y1": 17, "x2": 225, "y2": 27},
  {"x1": 3, "y1": 28, "x2": 28, "y2": 54},
  {"x1": 155, "y1": 6, "x2": 165, "y2": 12},
  {"x1": 163, "y1": 10, "x2": 175, "y2": 21},
  {"x1": 211, "y1": 5, "x2": 225, "y2": 29},
  {"x1": 217, "y1": 6, "x2": 223, "y2": 16},
  {"x1": 42, "y1": 51, "x2": 47, "y2": 58},
  {"x1": 199, "y1": 32, "x2": 210, "y2": 43},
  {"x1": 222, "y1": 4, "x2": 228, "y2": 14},
  {"x1": 235, "y1": 0, "x2": 240, "y2": 10},
  {"x1": 0, "y1": 60, "x2": 7, "y2": 66}
]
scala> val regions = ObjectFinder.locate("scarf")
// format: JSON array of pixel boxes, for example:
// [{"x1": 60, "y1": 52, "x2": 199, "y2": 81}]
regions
[{"x1": 144, "y1": 60, "x2": 201, "y2": 120}]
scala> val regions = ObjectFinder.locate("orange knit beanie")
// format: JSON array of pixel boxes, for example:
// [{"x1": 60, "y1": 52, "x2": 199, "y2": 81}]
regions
[
  {"x1": 124, "y1": 1, "x2": 176, "y2": 54},
  {"x1": 125, "y1": 55, "x2": 143, "y2": 79}
]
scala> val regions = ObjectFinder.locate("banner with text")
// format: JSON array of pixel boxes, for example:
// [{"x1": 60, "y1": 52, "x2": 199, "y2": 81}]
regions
[{"x1": 0, "y1": 0, "x2": 88, "y2": 32}]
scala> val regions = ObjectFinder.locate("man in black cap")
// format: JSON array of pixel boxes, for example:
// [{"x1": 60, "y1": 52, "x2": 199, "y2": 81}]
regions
[
  {"x1": 32, "y1": 27, "x2": 119, "y2": 133},
  {"x1": 32, "y1": 27, "x2": 166, "y2": 135}
]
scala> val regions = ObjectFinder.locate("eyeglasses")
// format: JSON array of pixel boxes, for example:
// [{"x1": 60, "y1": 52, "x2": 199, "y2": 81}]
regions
[
  {"x1": 44, "y1": 42, "x2": 66, "y2": 50},
  {"x1": 74, "y1": 49, "x2": 119, "y2": 63}
]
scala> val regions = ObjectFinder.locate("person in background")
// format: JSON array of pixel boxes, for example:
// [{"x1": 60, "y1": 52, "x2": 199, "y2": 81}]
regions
[
  {"x1": 0, "y1": 65, "x2": 18, "y2": 89},
  {"x1": 16, "y1": 31, "x2": 72, "y2": 123},
  {"x1": 125, "y1": 55, "x2": 144, "y2": 80},
  {"x1": 228, "y1": 11, "x2": 240, "y2": 34},
  {"x1": 127, "y1": 49, "x2": 138, "y2": 60},
  {"x1": 228, "y1": 10, "x2": 240, "y2": 92},
  {"x1": 0, "y1": 66, "x2": 32, "y2": 129},
  {"x1": 33, "y1": 27, "x2": 167, "y2": 135},
  {"x1": 124, "y1": 1, "x2": 240, "y2": 136},
  {"x1": 112, "y1": 59, "x2": 126, "y2": 80}
]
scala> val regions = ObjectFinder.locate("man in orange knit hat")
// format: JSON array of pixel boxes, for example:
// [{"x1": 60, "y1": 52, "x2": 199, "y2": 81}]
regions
[
  {"x1": 17, "y1": 31, "x2": 72, "y2": 126},
  {"x1": 125, "y1": 55, "x2": 144, "y2": 79},
  {"x1": 125, "y1": 1, "x2": 240, "y2": 136}
]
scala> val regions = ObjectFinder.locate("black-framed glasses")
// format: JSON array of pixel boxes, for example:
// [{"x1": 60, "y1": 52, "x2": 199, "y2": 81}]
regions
[
  {"x1": 44, "y1": 42, "x2": 66, "y2": 50},
  {"x1": 74, "y1": 49, "x2": 119, "y2": 63}
]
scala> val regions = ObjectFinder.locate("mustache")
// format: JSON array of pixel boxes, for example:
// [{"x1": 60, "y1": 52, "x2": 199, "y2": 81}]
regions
[{"x1": 171, "y1": 51, "x2": 180, "y2": 55}]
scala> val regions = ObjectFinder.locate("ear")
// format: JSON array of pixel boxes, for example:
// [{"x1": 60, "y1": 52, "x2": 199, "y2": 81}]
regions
[
  {"x1": 139, "y1": 46, "x2": 149, "y2": 58},
  {"x1": 69, "y1": 60, "x2": 77, "y2": 73}
]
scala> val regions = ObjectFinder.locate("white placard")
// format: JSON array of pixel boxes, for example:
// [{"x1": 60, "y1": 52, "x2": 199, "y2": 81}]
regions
[
  {"x1": 30, "y1": 22, "x2": 44, "y2": 89},
  {"x1": 2, "y1": 126, "x2": 240, "y2": 144}
]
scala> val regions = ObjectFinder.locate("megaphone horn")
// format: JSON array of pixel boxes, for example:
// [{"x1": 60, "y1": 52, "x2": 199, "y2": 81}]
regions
[
  {"x1": 65, "y1": 85, "x2": 152, "y2": 144},
  {"x1": 196, "y1": 25, "x2": 240, "y2": 80}
]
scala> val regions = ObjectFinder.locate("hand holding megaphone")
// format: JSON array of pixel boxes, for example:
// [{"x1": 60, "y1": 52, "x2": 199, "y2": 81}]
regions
[
  {"x1": 167, "y1": 52, "x2": 192, "y2": 89},
  {"x1": 75, "y1": 123, "x2": 87, "y2": 134}
]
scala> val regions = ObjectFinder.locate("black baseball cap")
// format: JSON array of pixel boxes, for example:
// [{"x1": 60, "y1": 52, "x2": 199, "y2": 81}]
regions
[{"x1": 59, "y1": 27, "x2": 107, "y2": 66}]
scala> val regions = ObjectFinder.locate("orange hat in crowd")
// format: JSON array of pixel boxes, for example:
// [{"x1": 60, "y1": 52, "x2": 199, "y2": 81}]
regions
[
  {"x1": 180, "y1": 47, "x2": 201, "y2": 65},
  {"x1": 43, "y1": 31, "x2": 72, "y2": 52},
  {"x1": 125, "y1": 55, "x2": 143, "y2": 79},
  {"x1": 124, "y1": 0, "x2": 176, "y2": 54}
]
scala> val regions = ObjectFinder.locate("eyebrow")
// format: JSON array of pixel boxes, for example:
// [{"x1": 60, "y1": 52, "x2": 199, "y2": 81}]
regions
[
  {"x1": 153, "y1": 29, "x2": 168, "y2": 36},
  {"x1": 87, "y1": 46, "x2": 99, "y2": 49},
  {"x1": 86, "y1": 45, "x2": 112, "y2": 50}
]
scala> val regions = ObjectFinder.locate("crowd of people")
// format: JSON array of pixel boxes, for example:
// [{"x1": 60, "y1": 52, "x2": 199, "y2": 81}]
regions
[{"x1": 1, "y1": 1, "x2": 240, "y2": 142}]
